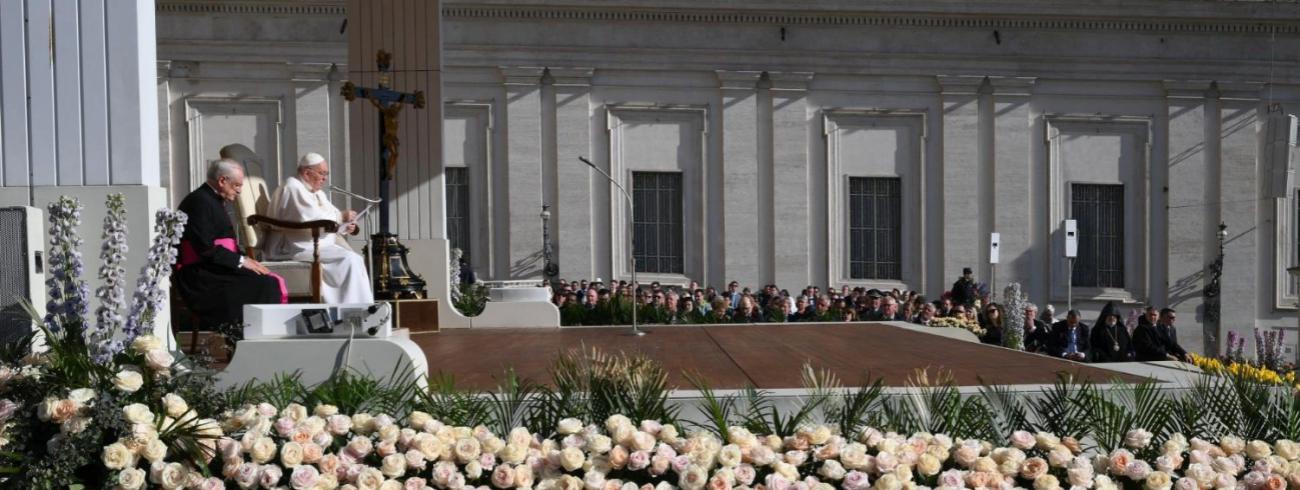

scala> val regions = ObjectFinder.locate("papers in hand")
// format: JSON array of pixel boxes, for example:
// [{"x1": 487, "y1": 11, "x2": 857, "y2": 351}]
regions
[{"x1": 343, "y1": 205, "x2": 372, "y2": 230}]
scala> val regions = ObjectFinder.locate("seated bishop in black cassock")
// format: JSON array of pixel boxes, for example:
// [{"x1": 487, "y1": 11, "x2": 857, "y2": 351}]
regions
[{"x1": 175, "y1": 159, "x2": 285, "y2": 330}]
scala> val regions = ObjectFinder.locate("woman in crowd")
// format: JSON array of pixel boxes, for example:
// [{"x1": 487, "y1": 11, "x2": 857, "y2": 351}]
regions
[{"x1": 979, "y1": 302, "x2": 1004, "y2": 345}]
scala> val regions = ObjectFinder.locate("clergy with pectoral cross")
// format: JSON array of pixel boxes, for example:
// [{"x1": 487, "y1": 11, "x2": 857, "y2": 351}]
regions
[{"x1": 340, "y1": 49, "x2": 428, "y2": 299}]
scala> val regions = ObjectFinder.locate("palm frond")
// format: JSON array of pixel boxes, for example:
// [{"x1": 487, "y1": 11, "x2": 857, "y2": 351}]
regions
[{"x1": 683, "y1": 371, "x2": 737, "y2": 441}]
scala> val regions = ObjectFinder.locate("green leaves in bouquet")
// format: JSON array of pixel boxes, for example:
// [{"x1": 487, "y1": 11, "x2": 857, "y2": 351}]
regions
[
  {"x1": 682, "y1": 371, "x2": 738, "y2": 442},
  {"x1": 740, "y1": 364, "x2": 837, "y2": 438},
  {"x1": 415, "y1": 373, "x2": 490, "y2": 428},
  {"x1": 825, "y1": 374, "x2": 886, "y2": 437},
  {"x1": 308, "y1": 364, "x2": 421, "y2": 417},
  {"x1": 485, "y1": 368, "x2": 540, "y2": 437},
  {"x1": 537, "y1": 347, "x2": 677, "y2": 433},
  {"x1": 453, "y1": 283, "x2": 490, "y2": 317},
  {"x1": 1075, "y1": 379, "x2": 1172, "y2": 454},
  {"x1": 976, "y1": 380, "x2": 1034, "y2": 444},
  {"x1": 1025, "y1": 374, "x2": 1092, "y2": 441}
]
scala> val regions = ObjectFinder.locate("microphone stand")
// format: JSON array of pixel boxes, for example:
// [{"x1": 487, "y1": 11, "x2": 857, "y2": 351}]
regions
[{"x1": 330, "y1": 185, "x2": 382, "y2": 274}]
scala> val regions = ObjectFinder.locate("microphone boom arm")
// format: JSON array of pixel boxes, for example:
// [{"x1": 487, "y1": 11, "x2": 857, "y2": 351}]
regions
[{"x1": 330, "y1": 185, "x2": 383, "y2": 204}]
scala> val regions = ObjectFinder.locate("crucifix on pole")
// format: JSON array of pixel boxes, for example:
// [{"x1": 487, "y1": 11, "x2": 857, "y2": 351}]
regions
[{"x1": 341, "y1": 50, "x2": 428, "y2": 299}]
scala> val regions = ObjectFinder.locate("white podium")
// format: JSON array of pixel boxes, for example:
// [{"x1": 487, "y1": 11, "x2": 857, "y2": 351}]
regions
[{"x1": 216, "y1": 304, "x2": 429, "y2": 390}]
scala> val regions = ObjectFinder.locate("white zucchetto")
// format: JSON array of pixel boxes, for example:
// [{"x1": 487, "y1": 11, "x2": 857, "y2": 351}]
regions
[{"x1": 297, "y1": 152, "x2": 327, "y2": 168}]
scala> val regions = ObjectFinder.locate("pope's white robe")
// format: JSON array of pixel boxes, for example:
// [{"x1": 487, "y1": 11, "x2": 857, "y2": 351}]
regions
[{"x1": 264, "y1": 176, "x2": 374, "y2": 304}]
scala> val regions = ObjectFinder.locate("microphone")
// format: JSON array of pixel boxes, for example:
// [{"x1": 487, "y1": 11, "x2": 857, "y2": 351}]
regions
[{"x1": 329, "y1": 185, "x2": 382, "y2": 203}]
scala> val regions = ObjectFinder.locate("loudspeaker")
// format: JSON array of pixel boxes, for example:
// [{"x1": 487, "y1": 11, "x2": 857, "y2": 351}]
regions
[
  {"x1": 0, "y1": 207, "x2": 45, "y2": 342},
  {"x1": 989, "y1": 232, "x2": 1001, "y2": 264},
  {"x1": 1266, "y1": 111, "x2": 1298, "y2": 199},
  {"x1": 1064, "y1": 220, "x2": 1078, "y2": 258}
]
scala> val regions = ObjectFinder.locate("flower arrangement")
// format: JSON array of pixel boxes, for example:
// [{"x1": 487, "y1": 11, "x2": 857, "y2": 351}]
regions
[
  {"x1": 1000, "y1": 283, "x2": 1027, "y2": 351},
  {"x1": 1188, "y1": 354, "x2": 1299, "y2": 390},
  {"x1": 927, "y1": 317, "x2": 986, "y2": 338},
  {"x1": 93, "y1": 406, "x2": 1300, "y2": 490}
]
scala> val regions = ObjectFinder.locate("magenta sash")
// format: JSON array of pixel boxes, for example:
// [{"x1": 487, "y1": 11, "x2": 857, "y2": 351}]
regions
[{"x1": 178, "y1": 238, "x2": 288, "y2": 304}]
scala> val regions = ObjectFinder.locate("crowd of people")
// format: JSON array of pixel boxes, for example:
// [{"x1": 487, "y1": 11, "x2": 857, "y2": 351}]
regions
[{"x1": 546, "y1": 267, "x2": 1190, "y2": 365}]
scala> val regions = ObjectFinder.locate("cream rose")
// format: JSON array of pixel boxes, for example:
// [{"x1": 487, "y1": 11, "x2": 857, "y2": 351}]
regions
[
  {"x1": 1124, "y1": 429, "x2": 1154, "y2": 449},
  {"x1": 250, "y1": 437, "x2": 277, "y2": 464},
  {"x1": 145, "y1": 349, "x2": 175, "y2": 371},
  {"x1": 1010, "y1": 431, "x2": 1036, "y2": 450},
  {"x1": 561, "y1": 446, "x2": 586, "y2": 472},
  {"x1": 113, "y1": 369, "x2": 144, "y2": 393},
  {"x1": 916, "y1": 454, "x2": 941, "y2": 477},
  {"x1": 131, "y1": 335, "x2": 162, "y2": 354},
  {"x1": 380, "y1": 453, "x2": 407, "y2": 478},
  {"x1": 160, "y1": 462, "x2": 188, "y2": 489},
  {"x1": 280, "y1": 441, "x2": 304, "y2": 467},
  {"x1": 1019, "y1": 457, "x2": 1049, "y2": 480},
  {"x1": 117, "y1": 467, "x2": 147, "y2": 490},
  {"x1": 1033, "y1": 474, "x2": 1061, "y2": 490},
  {"x1": 102, "y1": 442, "x2": 134, "y2": 470},
  {"x1": 123, "y1": 404, "x2": 154, "y2": 425},
  {"x1": 558, "y1": 418, "x2": 584, "y2": 436},
  {"x1": 158, "y1": 394, "x2": 188, "y2": 418},
  {"x1": 1246, "y1": 440, "x2": 1273, "y2": 460},
  {"x1": 717, "y1": 444, "x2": 742, "y2": 468},
  {"x1": 143, "y1": 438, "x2": 168, "y2": 464},
  {"x1": 514, "y1": 463, "x2": 535, "y2": 489},
  {"x1": 455, "y1": 437, "x2": 482, "y2": 463},
  {"x1": 1220, "y1": 436, "x2": 1246, "y2": 455},
  {"x1": 1145, "y1": 471, "x2": 1173, "y2": 490}
]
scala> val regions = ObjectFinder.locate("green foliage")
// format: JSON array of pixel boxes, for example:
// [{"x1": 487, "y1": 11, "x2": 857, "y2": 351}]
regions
[
  {"x1": 307, "y1": 365, "x2": 421, "y2": 417},
  {"x1": 540, "y1": 347, "x2": 678, "y2": 431},
  {"x1": 1025, "y1": 374, "x2": 1093, "y2": 440},
  {"x1": 1075, "y1": 380, "x2": 1172, "y2": 454},
  {"x1": 413, "y1": 373, "x2": 489, "y2": 428},
  {"x1": 825, "y1": 375, "x2": 886, "y2": 437},
  {"x1": 683, "y1": 371, "x2": 738, "y2": 442},
  {"x1": 976, "y1": 381, "x2": 1033, "y2": 444},
  {"x1": 454, "y1": 283, "x2": 491, "y2": 317},
  {"x1": 883, "y1": 369, "x2": 997, "y2": 441}
]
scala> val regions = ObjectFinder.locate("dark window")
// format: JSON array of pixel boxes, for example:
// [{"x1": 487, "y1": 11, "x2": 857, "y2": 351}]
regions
[
  {"x1": 848, "y1": 177, "x2": 902, "y2": 280},
  {"x1": 446, "y1": 167, "x2": 471, "y2": 259},
  {"x1": 632, "y1": 172, "x2": 683, "y2": 274},
  {"x1": 1071, "y1": 183, "x2": 1125, "y2": 288}
]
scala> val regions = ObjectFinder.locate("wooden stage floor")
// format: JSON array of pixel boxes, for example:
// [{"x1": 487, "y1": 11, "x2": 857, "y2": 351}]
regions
[{"x1": 410, "y1": 323, "x2": 1146, "y2": 391}]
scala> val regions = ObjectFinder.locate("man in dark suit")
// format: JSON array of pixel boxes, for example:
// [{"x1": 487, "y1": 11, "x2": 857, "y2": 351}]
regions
[
  {"x1": 1134, "y1": 307, "x2": 1189, "y2": 362},
  {"x1": 175, "y1": 159, "x2": 285, "y2": 331},
  {"x1": 1047, "y1": 309, "x2": 1090, "y2": 362}
]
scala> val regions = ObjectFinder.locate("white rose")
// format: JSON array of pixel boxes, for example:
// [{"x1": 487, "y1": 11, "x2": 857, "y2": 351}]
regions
[
  {"x1": 560, "y1": 446, "x2": 586, "y2": 472},
  {"x1": 408, "y1": 411, "x2": 432, "y2": 430},
  {"x1": 455, "y1": 437, "x2": 482, "y2": 463},
  {"x1": 145, "y1": 349, "x2": 175, "y2": 372},
  {"x1": 162, "y1": 394, "x2": 189, "y2": 418},
  {"x1": 917, "y1": 454, "x2": 941, "y2": 477},
  {"x1": 102, "y1": 442, "x2": 134, "y2": 470},
  {"x1": 118, "y1": 467, "x2": 147, "y2": 490},
  {"x1": 280, "y1": 441, "x2": 305, "y2": 467},
  {"x1": 114, "y1": 369, "x2": 144, "y2": 393},
  {"x1": 1246, "y1": 440, "x2": 1272, "y2": 460},
  {"x1": 1276, "y1": 440, "x2": 1300, "y2": 461},
  {"x1": 123, "y1": 404, "x2": 154, "y2": 425},
  {"x1": 465, "y1": 460, "x2": 483, "y2": 480},
  {"x1": 381, "y1": 453, "x2": 407, "y2": 478},
  {"x1": 587, "y1": 435, "x2": 613, "y2": 455},
  {"x1": 159, "y1": 462, "x2": 187, "y2": 489},
  {"x1": 68, "y1": 388, "x2": 95, "y2": 405},
  {"x1": 717, "y1": 444, "x2": 742, "y2": 468},
  {"x1": 1034, "y1": 474, "x2": 1061, "y2": 490},
  {"x1": 314, "y1": 404, "x2": 339, "y2": 417},
  {"x1": 143, "y1": 438, "x2": 168, "y2": 464},
  {"x1": 281, "y1": 403, "x2": 308, "y2": 422},
  {"x1": 1125, "y1": 429, "x2": 1154, "y2": 450},
  {"x1": 1145, "y1": 471, "x2": 1173, "y2": 490},
  {"x1": 820, "y1": 460, "x2": 848, "y2": 480}
]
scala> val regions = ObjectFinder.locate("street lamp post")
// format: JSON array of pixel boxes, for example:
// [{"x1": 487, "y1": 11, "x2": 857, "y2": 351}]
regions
[
  {"x1": 1204, "y1": 222, "x2": 1227, "y2": 355},
  {"x1": 540, "y1": 205, "x2": 558, "y2": 279},
  {"x1": 579, "y1": 156, "x2": 645, "y2": 336}
]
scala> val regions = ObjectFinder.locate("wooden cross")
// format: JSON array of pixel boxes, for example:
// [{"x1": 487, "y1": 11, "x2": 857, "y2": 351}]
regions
[{"x1": 340, "y1": 50, "x2": 425, "y2": 234}]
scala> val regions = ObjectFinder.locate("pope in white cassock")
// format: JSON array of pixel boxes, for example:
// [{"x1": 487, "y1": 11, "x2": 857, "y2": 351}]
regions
[{"x1": 264, "y1": 153, "x2": 375, "y2": 303}]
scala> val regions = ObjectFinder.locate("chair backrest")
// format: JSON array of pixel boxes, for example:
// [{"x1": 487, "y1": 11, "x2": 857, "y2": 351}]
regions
[{"x1": 220, "y1": 144, "x2": 272, "y2": 251}]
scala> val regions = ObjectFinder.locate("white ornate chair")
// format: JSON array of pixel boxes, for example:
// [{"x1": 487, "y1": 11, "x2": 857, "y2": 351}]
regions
[{"x1": 221, "y1": 144, "x2": 337, "y2": 303}]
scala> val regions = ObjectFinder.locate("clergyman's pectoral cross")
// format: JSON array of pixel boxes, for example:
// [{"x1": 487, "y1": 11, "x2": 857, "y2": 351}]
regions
[{"x1": 340, "y1": 49, "x2": 425, "y2": 234}]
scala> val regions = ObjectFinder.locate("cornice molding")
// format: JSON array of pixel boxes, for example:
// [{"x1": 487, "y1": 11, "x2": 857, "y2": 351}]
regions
[
  {"x1": 500, "y1": 66, "x2": 546, "y2": 86},
  {"x1": 159, "y1": 2, "x2": 1300, "y2": 35},
  {"x1": 443, "y1": 5, "x2": 1300, "y2": 35},
  {"x1": 157, "y1": 1, "x2": 344, "y2": 15}
]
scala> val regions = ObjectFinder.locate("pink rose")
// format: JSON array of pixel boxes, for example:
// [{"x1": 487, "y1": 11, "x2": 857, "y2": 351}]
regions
[
  {"x1": 1188, "y1": 450, "x2": 1211, "y2": 466},
  {"x1": 198, "y1": 477, "x2": 225, "y2": 490},
  {"x1": 1109, "y1": 449, "x2": 1134, "y2": 475},
  {"x1": 938, "y1": 469, "x2": 964, "y2": 489},
  {"x1": 843, "y1": 471, "x2": 872, "y2": 490},
  {"x1": 1174, "y1": 478, "x2": 1199, "y2": 490},
  {"x1": 0, "y1": 400, "x2": 17, "y2": 422},
  {"x1": 641, "y1": 420, "x2": 663, "y2": 435},
  {"x1": 1020, "y1": 458, "x2": 1049, "y2": 480},
  {"x1": 492, "y1": 464, "x2": 516, "y2": 488},
  {"x1": 313, "y1": 431, "x2": 333, "y2": 448},
  {"x1": 346, "y1": 437, "x2": 373, "y2": 458},
  {"x1": 291, "y1": 428, "x2": 313, "y2": 445},
  {"x1": 672, "y1": 455, "x2": 691, "y2": 474},
  {"x1": 734, "y1": 465, "x2": 756, "y2": 486},
  {"x1": 875, "y1": 452, "x2": 898, "y2": 473},
  {"x1": 1010, "y1": 431, "x2": 1036, "y2": 450},
  {"x1": 954, "y1": 445, "x2": 980, "y2": 468},
  {"x1": 327, "y1": 415, "x2": 353, "y2": 436},
  {"x1": 765, "y1": 474, "x2": 792, "y2": 490},
  {"x1": 344, "y1": 463, "x2": 365, "y2": 483},
  {"x1": 628, "y1": 450, "x2": 651, "y2": 471},
  {"x1": 256, "y1": 403, "x2": 277, "y2": 417},
  {"x1": 405, "y1": 478, "x2": 429, "y2": 490},
  {"x1": 290, "y1": 465, "x2": 319, "y2": 490},
  {"x1": 258, "y1": 465, "x2": 283, "y2": 488},
  {"x1": 480, "y1": 452, "x2": 497, "y2": 471},
  {"x1": 274, "y1": 417, "x2": 297, "y2": 437},
  {"x1": 407, "y1": 449, "x2": 428, "y2": 470},
  {"x1": 608, "y1": 446, "x2": 629, "y2": 469},
  {"x1": 317, "y1": 454, "x2": 340, "y2": 476},
  {"x1": 301, "y1": 443, "x2": 323, "y2": 464},
  {"x1": 376, "y1": 440, "x2": 397, "y2": 457},
  {"x1": 234, "y1": 463, "x2": 259, "y2": 488},
  {"x1": 1125, "y1": 460, "x2": 1152, "y2": 480},
  {"x1": 708, "y1": 475, "x2": 731, "y2": 490}
]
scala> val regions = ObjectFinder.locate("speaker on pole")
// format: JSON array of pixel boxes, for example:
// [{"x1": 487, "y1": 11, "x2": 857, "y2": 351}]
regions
[{"x1": 0, "y1": 207, "x2": 45, "y2": 342}]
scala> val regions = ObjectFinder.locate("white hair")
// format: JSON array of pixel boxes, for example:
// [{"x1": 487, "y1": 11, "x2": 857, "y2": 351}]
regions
[{"x1": 207, "y1": 158, "x2": 244, "y2": 183}]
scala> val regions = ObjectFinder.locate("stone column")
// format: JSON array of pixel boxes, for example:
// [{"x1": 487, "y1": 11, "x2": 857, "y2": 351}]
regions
[
  {"x1": 771, "y1": 72, "x2": 814, "y2": 289},
  {"x1": 938, "y1": 76, "x2": 986, "y2": 294},
  {"x1": 991, "y1": 77, "x2": 1036, "y2": 297},
  {"x1": 551, "y1": 68, "x2": 596, "y2": 281},
  {"x1": 502, "y1": 67, "x2": 546, "y2": 279},
  {"x1": 1218, "y1": 85, "x2": 1262, "y2": 354},
  {"x1": 718, "y1": 70, "x2": 763, "y2": 287},
  {"x1": 1164, "y1": 81, "x2": 1214, "y2": 354}
]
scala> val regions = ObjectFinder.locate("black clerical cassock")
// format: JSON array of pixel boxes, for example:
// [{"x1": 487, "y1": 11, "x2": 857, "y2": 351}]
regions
[{"x1": 175, "y1": 184, "x2": 285, "y2": 329}]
